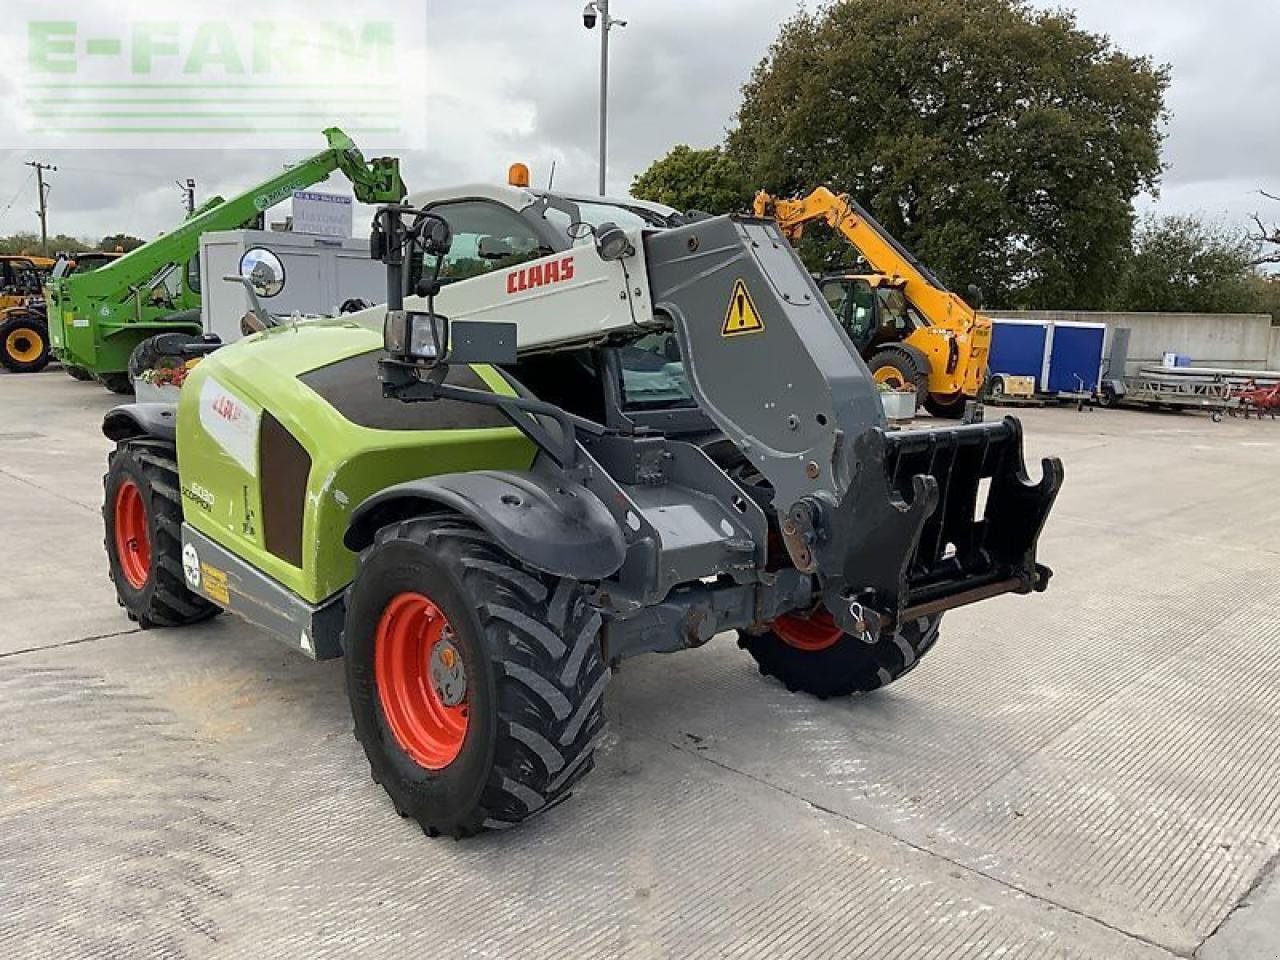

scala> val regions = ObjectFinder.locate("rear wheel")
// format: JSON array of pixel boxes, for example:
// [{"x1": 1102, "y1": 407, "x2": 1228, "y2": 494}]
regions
[
  {"x1": 103, "y1": 439, "x2": 220, "y2": 628},
  {"x1": 867, "y1": 344, "x2": 929, "y2": 407},
  {"x1": 344, "y1": 514, "x2": 608, "y2": 837},
  {"x1": 0, "y1": 314, "x2": 50, "y2": 373},
  {"x1": 739, "y1": 609, "x2": 941, "y2": 699},
  {"x1": 924, "y1": 392, "x2": 969, "y2": 419},
  {"x1": 99, "y1": 372, "x2": 135, "y2": 395}
]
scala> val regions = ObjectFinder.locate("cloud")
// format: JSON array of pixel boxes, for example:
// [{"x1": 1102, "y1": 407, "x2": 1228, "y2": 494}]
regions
[{"x1": 0, "y1": 0, "x2": 1272, "y2": 243}]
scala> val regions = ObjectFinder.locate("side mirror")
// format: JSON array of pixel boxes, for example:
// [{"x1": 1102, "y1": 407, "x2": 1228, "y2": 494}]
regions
[
  {"x1": 239, "y1": 248, "x2": 286, "y2": 298},
  {"x1": 967, "y1": 283, "x2": 985, "y2": 310}
]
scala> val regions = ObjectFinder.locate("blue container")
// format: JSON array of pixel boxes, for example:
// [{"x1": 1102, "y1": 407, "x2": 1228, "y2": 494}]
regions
[
  {"x1": 1045, "y1": 323, "x2": 1106, "y2": 394},
  {"x1": 989, "y1": 320, "x2": 1048, "y2": 383}
]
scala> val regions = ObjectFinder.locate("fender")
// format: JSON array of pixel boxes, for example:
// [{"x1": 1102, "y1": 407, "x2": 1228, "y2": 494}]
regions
[
  {"x1": 102, "y1": 403, "x2": 178, "y2": 444},
  {"x1": 345, "y1": 470, "x2": 626, "y2": 581}
]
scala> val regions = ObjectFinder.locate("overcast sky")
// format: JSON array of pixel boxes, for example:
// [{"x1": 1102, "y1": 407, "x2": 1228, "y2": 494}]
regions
[{"x1": 0, "y1": 0, "x2": 1275, "y2": 243}]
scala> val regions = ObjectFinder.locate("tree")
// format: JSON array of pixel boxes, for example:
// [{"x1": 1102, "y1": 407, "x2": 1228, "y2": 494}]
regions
[
  {"x1": 1110, "y1": 215, "x2": 1256, "y2": 314},
  {"x1": 631, "y1": 145, "x2": 752, "y2": 215},
  {"x1": 0, "y1": 232, "x2": 43, "y2": 256},
  {"x1": 48, "y1": 234, "x2": 91, "y2": 256},
  {"x1": 1250, "y1": 190, "x2": 1280, "y2": 266},
  {"x1": 98, "y1": 234, "x2": 146, "y2": 253},
  {"x1": 724, "y1": 0, "x2": 1168, "y2": 309}
]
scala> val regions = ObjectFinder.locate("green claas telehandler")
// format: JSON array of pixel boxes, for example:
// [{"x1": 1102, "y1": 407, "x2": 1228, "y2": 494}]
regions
[
  {"x1": 47, "y1": 127, "x2": 404, "y2": 393},
  {"x1": 100, "y1": 200, "x2": 1062, "y2": 837}
]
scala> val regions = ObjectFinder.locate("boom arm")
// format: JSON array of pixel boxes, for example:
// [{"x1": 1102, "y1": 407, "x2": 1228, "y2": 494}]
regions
[
  {"x1": 63, "y1": 127, "x2": 406, "y2": 301},
  {"x1": 754, "y1": 187, "x2": 980, "y2": 332}
]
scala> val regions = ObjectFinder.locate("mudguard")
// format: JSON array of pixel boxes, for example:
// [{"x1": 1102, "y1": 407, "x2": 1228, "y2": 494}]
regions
[
  {"x1": 345, "y1": 469, "x2": 626, "y2": 581},
  {"x1": 102, "y1": 403, "x2": 178, "y2": 444}
]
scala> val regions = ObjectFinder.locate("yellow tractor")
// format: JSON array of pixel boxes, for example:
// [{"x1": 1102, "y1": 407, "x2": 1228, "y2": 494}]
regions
[
  {"x1": 0, "y1": 254, "x2": 56, "y2": 373},
  {"x1": 754, "y1": 188, "x2": 992, "y2": 419}
]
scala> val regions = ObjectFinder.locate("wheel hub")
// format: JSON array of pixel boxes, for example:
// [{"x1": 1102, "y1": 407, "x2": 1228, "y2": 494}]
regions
[{"x1": 429, "y1": 633, "x2": 467, "y2": 707}]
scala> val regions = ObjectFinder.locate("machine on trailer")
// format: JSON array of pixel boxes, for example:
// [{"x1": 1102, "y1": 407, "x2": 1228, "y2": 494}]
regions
[
  {"x1": 753, "y1": 188, "x2": 992, "y2": 419},
  {"x1": 100, "y1": 202, "x2": 1062, "y2": 837},
  {"x1": 0, "y1": 255, "x2": 55, "y2": 373},
  {"x1": 46, "y1": 127, "x2": 405, "y2": 392}
]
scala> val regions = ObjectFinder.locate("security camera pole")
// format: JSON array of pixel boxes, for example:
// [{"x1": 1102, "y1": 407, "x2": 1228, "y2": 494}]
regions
[{"x1": 583, "y1": 1, "x2": 627, "y2": 196}]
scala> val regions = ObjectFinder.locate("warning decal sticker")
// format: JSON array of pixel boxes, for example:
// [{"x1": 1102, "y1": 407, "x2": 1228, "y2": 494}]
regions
[{"x1": 722, "y1": 279, "x2": 765, "y2": 337}]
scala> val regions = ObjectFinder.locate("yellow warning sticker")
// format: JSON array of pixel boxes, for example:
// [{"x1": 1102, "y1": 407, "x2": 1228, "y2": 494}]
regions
[
  {"x1": 722, "y1": 279, "x2": 765, "y2": 337},
  {"x1": 201, "y1": 562, "x2": 230, "y2": 606}
]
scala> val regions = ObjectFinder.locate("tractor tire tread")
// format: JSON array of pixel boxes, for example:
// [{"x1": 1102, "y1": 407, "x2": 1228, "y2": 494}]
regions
[
  {"x1": 104, "y1": 440, "x2": 219, "y2": 629},
  {"x1": 348, "y1": 514, "x2": 608, "y2": 838},
  {"x1": 0, "y1": 314, "x2": 51, "y2": 373},
  {"x1": 739, "y1": 614, "x2": 942, "y2": 699}
]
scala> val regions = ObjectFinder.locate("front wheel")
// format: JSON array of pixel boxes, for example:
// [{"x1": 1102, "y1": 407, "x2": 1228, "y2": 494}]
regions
[
  {"x1": 0, "y1": 313, "x2": 50, "y2": 373},
  {"x1": 866, "y1": 344, "x2": 930, "y2": 408},
  {"x1": 344, "y1": 515, "x2": 609, "y2": 837},
  {"x1": 739, "y1": 610, "x2": 941, "y2": 699}
]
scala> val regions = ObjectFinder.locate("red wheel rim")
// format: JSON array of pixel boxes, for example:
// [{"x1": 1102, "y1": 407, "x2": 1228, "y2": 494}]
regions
[
  {"x1": 772, "y1": 609, "x2": 844, "y2": 652},
  {"x1": 113, "y1": 481, "x2": 151, "y2": 590},
  {"x1": 374, "y1": 592, "x2": 469, "y2": 770}
]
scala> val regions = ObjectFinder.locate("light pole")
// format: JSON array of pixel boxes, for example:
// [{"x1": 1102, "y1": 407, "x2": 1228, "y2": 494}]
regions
[{"x1": 583, "y1": 1, "x2": 627, "y2": 196}]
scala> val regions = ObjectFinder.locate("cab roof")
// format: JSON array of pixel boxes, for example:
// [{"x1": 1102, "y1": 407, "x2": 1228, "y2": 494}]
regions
[{"x1": 404, "y1": 184, "x2": 680, "y2": 220}]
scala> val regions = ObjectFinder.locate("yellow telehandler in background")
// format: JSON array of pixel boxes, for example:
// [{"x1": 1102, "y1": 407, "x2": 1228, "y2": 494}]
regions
[
  {"x1": 0, "y1": 254, "x2": 56, "y2": 373},
  {"x1": 754, "y1": 188, "x2": 992, "y2": 419}
]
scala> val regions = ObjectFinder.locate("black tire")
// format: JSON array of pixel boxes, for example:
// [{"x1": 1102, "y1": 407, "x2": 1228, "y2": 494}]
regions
[
  {"x1": 0, "y1": 313, "x2": 51, "y2": 373},
  {"x1": 739, "y1": 613, "x2": 942, "y2": 700},
  {"x1": 103, "y1": 439, "x2": 221, "y2": 629},
  {"x1": 127, "y1": 332, "x2": 201, "y2": 382},
  {"x1": 99, "y1": 372, "x2": 135, "y2": 395},
  {"x1": 867, "y1": 344, "x2": 930, "y2": 406},
  {"x1": 924, "y1": 392, "x2": 969, "y2": 419},
  {"x1": 64, "y1": 364, "x2": 95, "y2": 381},
  {"x1": 344, "y1": 514, "x2": 608, "y2": 838},
  {"x1": 1098, "y1": 384, "x2": 1120, "y2": 409}
]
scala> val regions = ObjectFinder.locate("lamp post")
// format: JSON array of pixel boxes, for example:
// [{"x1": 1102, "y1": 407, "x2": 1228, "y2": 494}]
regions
[{"x1": 583, "y1": 1, "x2": 627, "y2": 196}]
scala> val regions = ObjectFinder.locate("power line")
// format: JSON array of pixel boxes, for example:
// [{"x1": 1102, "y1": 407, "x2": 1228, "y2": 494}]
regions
[{"x1": 0, "y1": 169, "x2": 36, "y2": 227}]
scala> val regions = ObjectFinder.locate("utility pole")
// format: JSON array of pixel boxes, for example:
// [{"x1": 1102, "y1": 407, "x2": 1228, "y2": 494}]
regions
[
  {"x1": 25, "y1": 161, "x2": 56, "y2": 255},
  {"x1": 177, "y1": 178, "x2": 196, "y2": 215},
  {"x1": 583, "y1": 1, "x2": 627, "y2": 196}
]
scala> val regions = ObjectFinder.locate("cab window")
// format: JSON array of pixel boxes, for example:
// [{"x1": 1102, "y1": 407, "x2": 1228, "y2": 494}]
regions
[
  {"x1": 618, "y1": 331, "x2": 694, "y2": 409},
  {"x1": 428, "y1": 200, "x2": 548, "y2": 283},
  {"x1": 877, "y1": 288, "x2": 928, "y2": 334}
]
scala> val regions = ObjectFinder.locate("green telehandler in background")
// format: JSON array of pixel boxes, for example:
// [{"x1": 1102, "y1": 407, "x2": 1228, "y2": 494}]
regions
[{"x1": 45, "y1": 128, "x2": 406, "y2": 392}]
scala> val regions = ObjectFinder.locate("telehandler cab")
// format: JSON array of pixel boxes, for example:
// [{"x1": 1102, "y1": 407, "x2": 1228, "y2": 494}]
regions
[{"x1": 101, "y1": 201, "x2": 1062, "y2": 837}]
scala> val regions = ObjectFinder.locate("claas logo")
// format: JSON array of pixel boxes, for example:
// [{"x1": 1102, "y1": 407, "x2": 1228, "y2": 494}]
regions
[{"x1": 507, "y1": 256, "x2": 576, "y2": 295}]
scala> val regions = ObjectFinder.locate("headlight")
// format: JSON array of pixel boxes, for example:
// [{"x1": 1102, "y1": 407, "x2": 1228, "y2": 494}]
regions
[{"x1": 385, "y1": 309, "x2": 449, "y2": 365}]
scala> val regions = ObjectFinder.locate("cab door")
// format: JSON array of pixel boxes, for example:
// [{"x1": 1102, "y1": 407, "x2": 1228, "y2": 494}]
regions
[{"x1": 820, "y1": 278, "x2": 879, "y2": 353}]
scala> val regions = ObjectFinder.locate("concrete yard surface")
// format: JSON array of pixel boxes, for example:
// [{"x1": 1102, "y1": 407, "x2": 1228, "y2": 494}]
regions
[{"x1": 2, "y1": 367, "x2": 1279, "y2": 959}]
